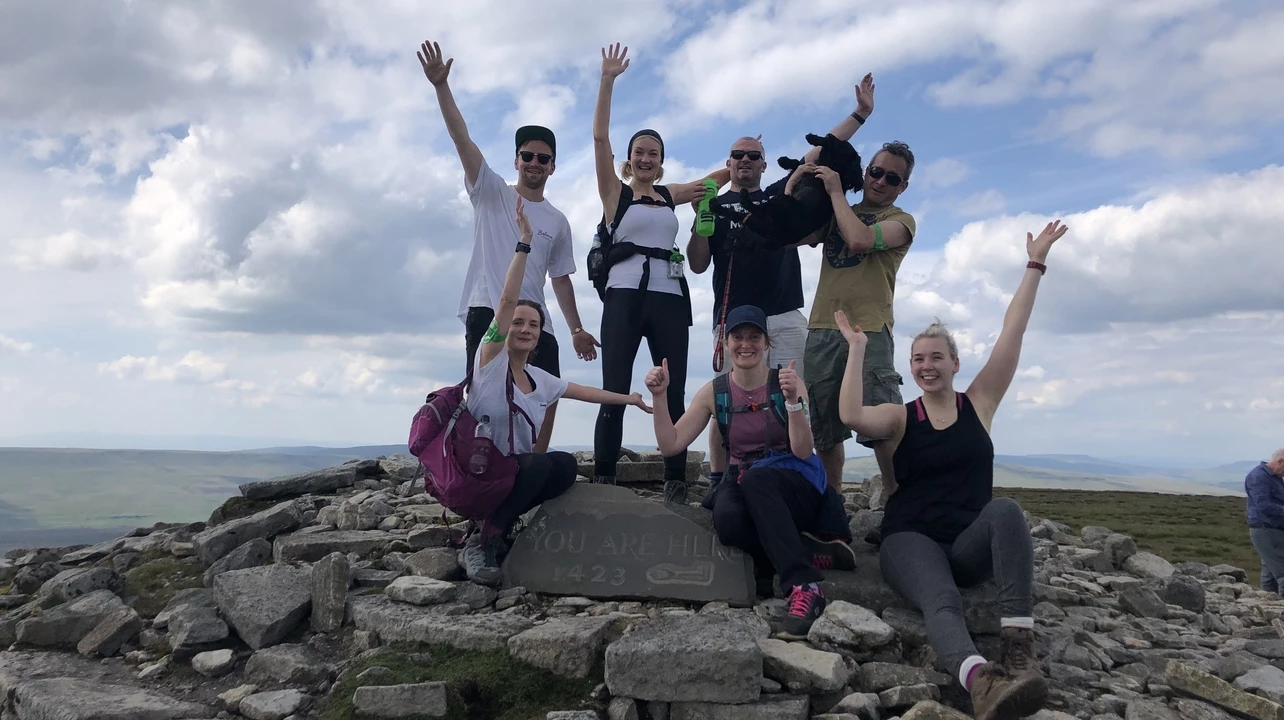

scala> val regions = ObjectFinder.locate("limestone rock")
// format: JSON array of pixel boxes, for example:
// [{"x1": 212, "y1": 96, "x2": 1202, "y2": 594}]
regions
[
  {"x1": 214, "y1": 564, "x2": 312, "y2": 649},
  {"x1": 1166, "y1": 660, "x2": 1284, "y2": 720},
  {"x1": 239, "y1": 459, "x2": 379, "y2": 500},
  {"x1": 1234, "y1": 665, "x2": 1284, "y2": 704},
  {"x1": 1120, "y1": 586, "x2": 1170, "y2": 619},
  {"x1": 809, "y1": 601, "x2": 897, "y2": 650},
  {"x1": 193, "y1": 500, "x2": 301, "y2": 564},
  {"x1": 1164, "y1": 575, "x2": 1207, "y2": 613},
  {"x1": 37, "y1": 567, "x2": 122, "y2": 603},
  {"x1": 11, "y1": 677, "x2": 216, "y2": 719},
  {"x1": 310, "y1": 551, "x2": 350, "y2": 632},
  {"x1": 669, "y1": 695, "x2": 809, "y2": 719},
  {"x1": 15, "y1": 588, "x2": 124, "y2": 647},
  {"x1": 605, "y1": 614, "x2": 762, "y2": 704},
  {"x1": 348, "y1": 594, "x2": 532, "y2": 650},
  {"x1": 166, "y1": 595, "x2": 230, "y2": 659},
  {"x1": 1126, "y1": 699, "x2": 1182, "y2": 720},
  {"x1": 609, "y1": 697, "x2": 641, "y2": 720},
  {"x1": 245, "y1": 643, "x2": 331, "y2": 686},
  {"x1": 508, "y1": 616, "x2": 615, "y2": 679},
  {"x1": 353, "y1": 682, "x2": 449, "y2": 718},
  {"x1": 192, "y1": 648, "x2": 237, "y2": 677},
  {"x1": 202, "y1": 538, "x2": 272, "y2": 587},
  {"x1": 273, "y1": 529, "x2": 390, "y2": 563},
  {"x1": 1124, "y1": 552, "x2": 1176, "y2": 580},
  {"x1": 759, "y1": 638, "x2": 850, "y2": 692},
  {"x1": 879, "y1": 684, "x2": 941, "y2": 709},
  {"x1": 76, "y1": 606, "x2": 142, "y2": 657},
  {"x1": 386, "y1": 576, "x2": 457, "y2": 606},
  {"x1": 900, "y1": 700, "x2": 971, "y2": 720},
  {"x1": 404, "y1": 547, "x2": 462, "y2": 580},
  {"x1": 238, "y1": 689, "x2": 308, "y2": 720},
  {"x1": 858, "y1": 662, "x2": 952, "y2": 691}
]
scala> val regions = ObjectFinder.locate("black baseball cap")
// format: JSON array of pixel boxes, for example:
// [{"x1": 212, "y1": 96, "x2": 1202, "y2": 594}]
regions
[
  {"x1": 726, "y1": 305, "x2": 768, "y2": 334},
  {"x1": 515, "y1": 125, "x2": 556, "y2": 157}
]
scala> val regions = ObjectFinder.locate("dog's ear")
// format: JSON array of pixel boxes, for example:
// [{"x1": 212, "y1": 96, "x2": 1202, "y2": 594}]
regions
[
  {"x1": 805, "y1": 133, "x2": 827, "y2": 147},
  {"x1": 778, "y1": 156, "x2": 800, "y2": 172}
]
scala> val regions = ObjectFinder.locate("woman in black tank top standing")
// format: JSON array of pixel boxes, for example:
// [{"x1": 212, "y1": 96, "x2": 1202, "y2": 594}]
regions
[
  {"x1": 592, "y1": 44, "x2": 729, "y2": 503},
  {"x1": 836, "y1": 221, "x2": 1069, "y2": 720}
]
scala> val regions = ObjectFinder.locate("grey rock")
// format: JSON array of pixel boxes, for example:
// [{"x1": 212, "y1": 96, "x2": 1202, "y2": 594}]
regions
[
  {"x1": 670, "y1": 695, "x2": 809, "y2": 720},
  {"x1": 1214, "y1": 651, "x2": 1267, "y2": 681},
  {"x1": 202, "y1": 538, "x2": 272, "y2": 587},
  {"x1": 153, "y1": 587, "x2": 216, "y2": 629},
  {"x1": 407, "y1": 525, "x2": 464, "y2": 549},
  {"x1": 386, "y1": 576, "x2": 457, "y2": 605},
  {"x1": 809, "y1": 601, "x2": 897, "y2": 650},
  {"x1": 1120, "y1": 586, "x2": 1169, "y2": 619},
  {"x1": 245, "y1": 643, "x2": 331, "y2": 686},
  {"x1": 1233, "y1": 664, "x2": 1284, "y2": 704},
  {"x1": 13, "y1": 562, "x2": 62, "y2": 595},
  {"x1": 455, "y1": 582, "x2": 498, "y2": 610},
  {"x1": 113, "y1": 552, "x2": 142, "y2": 573},
  {"x1": 76, "y1": 606, "x2": 142, "y2": 657},
  {"x1": 239, "y1": 459, "x2": 379, "y2": 500},
  {"x1": 336, "y1": 501, "x2": 379, "y2": 531},
  {"x1": 605, "y1": 614, "x2": 762, "y2": 703},
  {"x1": 832, "y1": 693, "x2": 884, "y2": 720},
  {"x1": 1173, "y1": 699, "x2": 1237, "y2": 720},
  {"x1": 547, "y1": 713, "x2": 602, "y2": 720},
  {"x1": 859, "y1": 662, "x2": 952, "y2": 692},
  {"x1": 273, "y1": 529, "x2": 391, "y2": 563},
  {"x1": 238, "y1": 689, "x2": 308, "y2": 720},
  {"x1": 349, "y1": 594, "x2": 532, "y2": 650},
  {"x1": 38, "y1": 567, "x2": 122, "y2": 603},
  {"x1": 1163, "y1": 576, "x2": 1207, "y2": 613},
  {"x1": 881, "y1": 607, "x2": 929, "y2": 647},
  {"x1": 404, "y1": 548, "x2": 462, "y2": 580},
  {"x1": 16, "y1": 589, "x2": 124, "y2": 647},
  {"x1": 878, "y1": 684, "x2": 940, "y2": 709},
  {"x1": 508, "y1": 616, "x2": 615, "y2": 679},
  {"x1": 11, "y1": 677, "x2": 216, "y2": 719},
  {"x1": 194, "y1": 500, "x2": 302, "y2": 564},
  {"x1": 60, "y1": 539, "x2": 126, "y2": 565},
  {"x1": 1125, "y1": 699, "x2": 1181, "y2": 720},
  {"x1": 192, "y1": 648, "x2": 237, "y2": 677},
  {"x1": 1082, "y1": 526, "x2": 1115, "y2": 544},
  {"x1": 354, "y1": 568, "x2": 403, "y2": 587},
  {"x1": 1124, "y1": 552, "x2": 1176, "y2": 580},
  {"x1": 216, "y1": 684, "x2": 260, "y2": 712},
  {"x1": 167, "y1": 601, "x2": 229, "y2": 658},
  {"x1": 759, "y1": 638, "x2": 849, "y2": 692},
  {"x1": 609, "y1": 697, "x2": 641, "y2": 720},
  {"x1": 1209, "y1": 564, "x2": 1247, "y2": 582},
  {"x1": 353, "y1": 682, "x2": 448, "y2": 718},
  {"x1": 310, "y1": 552, "x2": 350, "y2": 632},
  {"x1": 1245, "y1": 640, "x2": 1284, "y2": 660},
  {"x1": 214, "y1": 564, "x2": 312, "y2": 649}
]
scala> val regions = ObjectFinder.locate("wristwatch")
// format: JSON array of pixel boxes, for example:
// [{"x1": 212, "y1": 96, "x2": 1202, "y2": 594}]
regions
[
  {"x1": 516, "y1": 241, "x2": 531, "y2": 254},
  {"x1": 572, "y1": 327, "x2": 584, "y2": 335},
  {"x1": 785, "y1": 399, "x2": 806, "y2": 413}
]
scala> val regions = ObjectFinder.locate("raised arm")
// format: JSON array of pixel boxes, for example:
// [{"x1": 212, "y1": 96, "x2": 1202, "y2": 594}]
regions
[
  {"x1": 813, "y1": 166, "x2": 912, "y2": 254},
  {"x1": 562, "y1": 383, "x2": 652, "y2": 414},
  {"x1": 967, "y1": 220, "x2": 1069, "y2": 427},
  {"x1": 664, "y1": 168, "x2": 732, "y2": 206},
  {"x1": 778, "y1": 361, "x2": 814, "y2": 460},
  {"x1": 803, "y1": 73, "x2": 875, "y2": 164},
  {"x1": 594, "y1": 44, "x2": 629, "y2": 219},
  {"x1": 418, "y1": 41, "x2": 484, "y2": 188},
  {"x1": 835, "y1": 311, "x2": 905, "y2": 441},
  {"x1": 478, "y1": 199, "x2": 534, "y2": 369},
  {"x1": 646, "y1": 360, "x2": 715, "y2": 456}
]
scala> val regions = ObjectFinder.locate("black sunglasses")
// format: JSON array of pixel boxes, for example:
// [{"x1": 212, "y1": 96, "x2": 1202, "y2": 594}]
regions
[
  {"x1": 730, "y1": 150, "x2": 763, "y2": 161},
  {"x1": 868, "y1": 165, "x2": 904, "y2": 187},
  {"x1": 518, "y1": 151, "x2": 553, "y2": 165}
]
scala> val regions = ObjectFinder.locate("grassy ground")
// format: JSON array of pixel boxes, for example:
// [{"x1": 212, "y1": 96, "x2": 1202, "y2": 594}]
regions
[
  {"x1": 122, "y1": 555, "x2": 207, "y2": 618},
  {"x1": 321, "y1": 643, "x2": 602, "y2": 720},
  {"x1": 1000, "y1": 488, "x2": 1260, "y2": 584}
]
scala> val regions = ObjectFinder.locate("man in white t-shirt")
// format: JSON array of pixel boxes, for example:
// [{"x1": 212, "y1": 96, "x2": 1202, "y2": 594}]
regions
[{"x1": 419, "y1": 40, "x2": 600, "y2": 452}]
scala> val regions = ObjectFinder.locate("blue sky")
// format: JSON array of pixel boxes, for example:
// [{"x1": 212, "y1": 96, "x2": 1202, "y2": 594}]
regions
[{"x1": 0, "y1": 0, "x2": 1281, "y2": 466}]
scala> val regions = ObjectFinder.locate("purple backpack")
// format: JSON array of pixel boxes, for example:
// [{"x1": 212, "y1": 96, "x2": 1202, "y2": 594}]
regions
[{"x1": 408, "y1": 366, "x2": 534, "y2": 522}]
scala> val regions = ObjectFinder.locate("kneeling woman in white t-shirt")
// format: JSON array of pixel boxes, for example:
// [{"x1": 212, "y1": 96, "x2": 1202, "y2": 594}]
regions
[{"x1": 464, "y1": 198, "x2": 653, "y2": 586}]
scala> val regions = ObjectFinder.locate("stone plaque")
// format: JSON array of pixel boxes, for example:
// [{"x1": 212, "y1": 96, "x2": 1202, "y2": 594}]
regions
[{"x1": 502, "y1": 483, "x2": 755, "y2": 606}]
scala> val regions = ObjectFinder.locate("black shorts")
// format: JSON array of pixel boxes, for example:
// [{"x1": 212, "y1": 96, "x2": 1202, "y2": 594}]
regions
[{"x1": 464, "y1": 306, "x2": 561, "y2": 378}]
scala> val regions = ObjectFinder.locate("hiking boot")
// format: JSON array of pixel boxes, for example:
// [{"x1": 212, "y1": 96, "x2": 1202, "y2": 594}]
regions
[
  {"x1": 777, "y1": 583, "x2": 826, "y2": 640},
  {"x1": 593, "y1": 475, "x2": 617, "y2": 485},
  {"x1": 801, "y1": 532, "x2": 858, "y2": 571},
  {"x1": 461, "y1": 533, "x2": 505, "y2": 586},
  {"x1": 664, "y1": 480, "x2": 688, "y2": 505},
  {"x1": 970, "y1": 662, "x2": 1048, "y2": 720},
  {"x1": 1000, "y1": 626, "x2": 1043, "y2": 681}
]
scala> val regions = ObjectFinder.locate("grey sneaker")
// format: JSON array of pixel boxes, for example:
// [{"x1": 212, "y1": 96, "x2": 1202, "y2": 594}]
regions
[
  {"x1": 664, "y1": 480, "x2": 688, "y2": 505},
  {"x1": 461, "y1": 534, "x2": 504, "y2": 586}
]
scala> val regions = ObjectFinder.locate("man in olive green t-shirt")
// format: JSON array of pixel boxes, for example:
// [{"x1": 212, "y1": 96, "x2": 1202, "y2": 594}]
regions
[{"x1": 805, "y1": 141, "x2": 917, "y2": 494}]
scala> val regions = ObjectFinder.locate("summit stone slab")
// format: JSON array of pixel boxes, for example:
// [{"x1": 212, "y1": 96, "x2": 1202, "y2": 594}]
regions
[
  {"x1": 605, "y1": 614, "x2": 762, "y2": 704},
  {"x1": 273, "y1": 529, "x2": 391, "y2": 563},
  {"x1": 12, "y1": 677, "x2": 217, "y2": 719},
  {"x1": 239, "y1": 459, "x2": 380, "y2": 501},
  {"x1": 502, "y1": 483, "x2": 755, "y2": 606}
]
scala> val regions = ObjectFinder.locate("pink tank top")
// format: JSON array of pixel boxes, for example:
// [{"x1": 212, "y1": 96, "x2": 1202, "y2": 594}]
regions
[{"x1": 725, "y1": 377, "x2": 790, "y2": 466}]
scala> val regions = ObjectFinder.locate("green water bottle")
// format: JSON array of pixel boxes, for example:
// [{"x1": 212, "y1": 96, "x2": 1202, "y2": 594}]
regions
[{"x1": 695, "y1": 178, "x2": 718, "y2": 237}]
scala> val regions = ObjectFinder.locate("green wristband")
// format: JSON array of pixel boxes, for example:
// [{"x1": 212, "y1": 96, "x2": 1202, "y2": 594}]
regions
[
  {"x1": 872, "y1": 224, "x2": 886, "y2": 251},
  {"x1": 482, "y1": 321, "x2": 506, "y2": 345}
]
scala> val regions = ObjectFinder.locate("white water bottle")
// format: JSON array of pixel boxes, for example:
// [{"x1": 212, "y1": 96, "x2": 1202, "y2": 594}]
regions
[{"x1": 470, "y1": 415, "x2": 492, "y2": 476}]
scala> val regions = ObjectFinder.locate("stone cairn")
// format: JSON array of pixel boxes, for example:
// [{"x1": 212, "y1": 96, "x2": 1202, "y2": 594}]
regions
[{"x1": 1, "y1": 452, "x2": 1283, "y2": 720}]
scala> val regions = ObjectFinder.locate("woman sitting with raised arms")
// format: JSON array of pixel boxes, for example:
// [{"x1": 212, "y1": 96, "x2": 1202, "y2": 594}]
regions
[{"x1": 836, "y1": 220, "x2": 1069, "y2": 720}]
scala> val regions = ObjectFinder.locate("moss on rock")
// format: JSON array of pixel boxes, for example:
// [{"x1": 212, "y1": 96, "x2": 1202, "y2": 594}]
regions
[{"x1": 123, "y1": 557, "x2": 206, "y2": 619}]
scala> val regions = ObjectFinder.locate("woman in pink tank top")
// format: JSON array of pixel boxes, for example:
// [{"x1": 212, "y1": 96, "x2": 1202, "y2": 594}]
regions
[{"x1": 646, "y1": 305, "x2": 856, "y2": 640}]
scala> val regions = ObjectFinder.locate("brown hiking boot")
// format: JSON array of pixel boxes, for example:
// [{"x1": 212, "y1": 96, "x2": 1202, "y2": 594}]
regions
[
  {"x1": 1000, "y1": 626, "x2": 1042, "y2": 680},
  {"x1": 970, "y1": 662, "x2": 1048, "y2": 720}
]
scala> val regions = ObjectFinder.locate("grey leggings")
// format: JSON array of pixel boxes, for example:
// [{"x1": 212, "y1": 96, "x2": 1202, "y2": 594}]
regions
[
  {"x1": 879, "y1": 497, "x2": 1034, "y2": 677},
  {"x1": 1250, "y1": 527, "x2": 1284, "y2": 594}
]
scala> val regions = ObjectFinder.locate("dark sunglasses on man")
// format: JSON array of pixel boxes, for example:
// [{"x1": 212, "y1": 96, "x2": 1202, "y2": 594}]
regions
[
  {"x1": 867, "y1": 165, "x2": 903, "y2": 187},
  {"x1": 519, "y1": 151, "x2": 553, "y2": 165},
  {"x1": 729, "y1": 150, "x2": 763, "y2": 161}
]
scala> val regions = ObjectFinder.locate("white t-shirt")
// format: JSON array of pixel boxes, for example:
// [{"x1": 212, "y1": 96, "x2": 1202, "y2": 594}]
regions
[
  {"x1": 605, "y1": 200, "x2": 684, "y2": 296},
  {"x1": 457, "y1": 159, "x2": 576, "y2": 334},
  {"x1": 469, "y1": 344, "x2": 569, "y2": 456}
]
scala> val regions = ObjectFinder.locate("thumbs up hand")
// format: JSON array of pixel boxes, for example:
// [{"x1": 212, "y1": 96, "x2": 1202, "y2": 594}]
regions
[
  {"x1": 645, "y1": 358, "x2": 670, "y2": 395},
  {"x1": 778, "y1": 360, "x2": 803, "y2": 403}
]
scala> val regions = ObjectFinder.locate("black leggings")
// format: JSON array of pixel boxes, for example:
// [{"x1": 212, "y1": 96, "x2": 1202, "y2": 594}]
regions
[
  {"x1": 486, "y1": 451, "x2": 578, "y2": 537},
  {"x1": 711, "y1": 467, "x2": 824, "y2": 590},
  {"x1": 594, "y1": 288, "x2": 690, "y2": 481}
]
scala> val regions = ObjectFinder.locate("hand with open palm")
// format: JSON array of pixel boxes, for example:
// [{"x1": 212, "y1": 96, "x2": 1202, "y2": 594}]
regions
[
  {"x1": 1027, "y1": 220, "x2": 1068, "y2": 263},
  {"x1": 417, "y1": 41, "x2": 453, "y2": 87},
  {"x1": 601, "y1": 43, "x2": 630, "y2": 79}
]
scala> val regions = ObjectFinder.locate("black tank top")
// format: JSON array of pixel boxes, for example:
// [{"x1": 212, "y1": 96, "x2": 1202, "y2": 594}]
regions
[{"x1": 881, "y1": 392, "x2": 995, "y2": 544}]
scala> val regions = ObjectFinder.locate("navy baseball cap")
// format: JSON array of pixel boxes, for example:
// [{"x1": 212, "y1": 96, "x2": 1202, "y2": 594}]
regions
[
  {"x1": 726, "y1": 305, "x2": 768, "y2": 334},
  {"x1": 515, "y1": 125, "x2": 556, "y2": 157}
]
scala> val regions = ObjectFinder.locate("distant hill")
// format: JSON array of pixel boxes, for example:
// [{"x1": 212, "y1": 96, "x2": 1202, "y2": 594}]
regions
[{"x1": 0, "y1": 444, "x2": 1251, "y2": 554}]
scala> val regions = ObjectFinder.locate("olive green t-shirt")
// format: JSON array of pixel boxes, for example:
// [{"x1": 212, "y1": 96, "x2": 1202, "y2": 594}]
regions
[{"x1": 808, "y1": 201, "x2": 916, "y2": 332}]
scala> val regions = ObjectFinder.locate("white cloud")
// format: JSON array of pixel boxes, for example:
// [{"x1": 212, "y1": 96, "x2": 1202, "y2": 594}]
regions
[
  {"x1": 914, "y1": 158, "x2": 970, "y2": 189},
  {"x1": 98, "y1": 351, "x2": 227, "y2": 384},
  {"x1": 0, "y1": 335, "x2": 34, "y2": 353}
]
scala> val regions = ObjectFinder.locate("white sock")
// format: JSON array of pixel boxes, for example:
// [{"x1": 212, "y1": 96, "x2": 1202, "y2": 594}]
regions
[
  {"x1": 1001, "y1": 616, "x2": 1034, "y2": 630},
  {"x1": 959, "y1": 654, "x2": 987, "y2": 689}
]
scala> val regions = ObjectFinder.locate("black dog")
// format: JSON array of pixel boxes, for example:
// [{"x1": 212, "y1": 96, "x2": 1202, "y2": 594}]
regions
[{"x1": 712, "y1": 133, "x2": 863, "y2": 253}]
